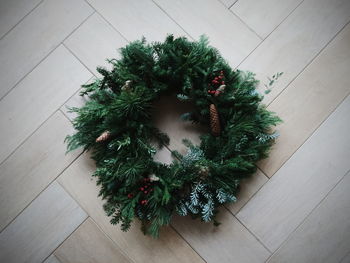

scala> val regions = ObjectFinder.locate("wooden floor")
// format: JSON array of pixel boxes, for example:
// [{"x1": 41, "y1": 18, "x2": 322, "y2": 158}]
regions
[{"x1": 0, "y1": 0, "x2": 350, "y2": 262}]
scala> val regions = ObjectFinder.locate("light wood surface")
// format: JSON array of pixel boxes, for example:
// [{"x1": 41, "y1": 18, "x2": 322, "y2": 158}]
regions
[
  {"x1": 58, "y1": 153, "x2": 205, "y2": 263},
  {"x1": 0, "y1": 182, "x2": 87, "y2": 263},
  {"x1": 219, "y1": 0, "x2": 236, "y2": 8},
  {"x1": 238, "y1": 0, "x2": 350, "y2": 105},
  {"x1": 172, "y1": 207, "x2": 270, "y2": 263},
  {"x1": 0, "y1": 111, "x2": 80, "y2": 232},
  {"x1": 237, "y1": 94, "x2": 350, "y2": 251},
  {"x1": 154, "y1": 0, "x2": 261, "y2": 67},
  {"x1": 231, "y1": 0, "x2": 303, "y2": 38},
  {"x1": 0, "y1": 45, "x2": 91, "y2": 164},
  {"x1": 226, "y1": 169, "x2": 268, "y2": 214},
  {"x1": 1, "y1": 0, "x2": 350, "y2": 261},
  {"x1": 259, "y1": 23, "x2": 350, "y2": 177},
  {"x1": 268, "y1": 171, "x2": 350, "y2": 263},
  {"x1": 0, "y1": 0, "x2": 41, "y2": 39},
  {"x1": 64, "y1": 13, "x2": 127, "y2": 76},
  {"x1": 55, "y1": 218, "x2": 131, "y2": 263},
  {"x1": 86, "y1": 0, "x2": 186, "y2": 42},
  {"x1": 0, "y1": 0, "x2": 92, "y2": 99},
  {"x1": 44, "y1": 255, "x2": 61, "y2": 263}
]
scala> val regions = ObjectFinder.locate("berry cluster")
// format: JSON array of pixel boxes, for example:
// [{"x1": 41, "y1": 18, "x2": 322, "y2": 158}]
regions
[
  {"x1": 127, "y1": 177, "x2": 154, "y2": 206},
  {"x1": 207, "y1": 71, "x2": 225, "y2": 96}
]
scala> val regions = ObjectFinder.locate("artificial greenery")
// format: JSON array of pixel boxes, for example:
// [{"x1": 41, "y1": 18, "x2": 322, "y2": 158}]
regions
[{"x1": 66, "y1": 35, "x2": 281, "y2": 237}]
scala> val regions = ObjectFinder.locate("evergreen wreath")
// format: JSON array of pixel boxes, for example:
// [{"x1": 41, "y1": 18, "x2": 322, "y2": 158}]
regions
[{"x1": 66, "y1": 35, "x2": 281, "y2": 237}]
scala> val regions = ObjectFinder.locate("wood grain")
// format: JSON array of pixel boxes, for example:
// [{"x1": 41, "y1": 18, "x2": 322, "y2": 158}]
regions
[
  {"x1": 55, "y1": 218, "x2": 131, "y2": 263},
  {"x1": 0, "y1": 182, "x2": 87, "y2": 263},
  {"x1": 231, "y1": 0, "x2": 303, "y2": 38},
  {"x1": 226, "y1": 169, "x2": 268, "y2": 214},
  {"x1": 44, "y1": 255, "x2": 61, "y2": 263},
  {"x1": 0, "y1": 0, "x2": 41, "y2": 39},
  {"x1": 154, "y1": 0, "x2": 261, "y2": 67},
  {"x1": 172, "y1": 207, "x2": 270, "y2": 263},
  {"x1": 237, "y1": 94, "x2": 350, "y2": 251},
  {"x1": 268, "y1": 171, "x2": 350, "y2": 263},
  {"x1": 238, "y1": 0, "x2": 350, "y2": 105},
  {"x1": 64, "y1": 13, "x2": 127, "y2": 76},
  {"x1": 58, "y1": 153, "x2": 204, "y2": 263},
  {"x1": 0, "y1": 0, "x2": 92, "y2": 99},
  {"x1": 86, "y1": 0, "x2": 186, "y2": 42},
  {"x1": 259, "y1": 23, "x2": 350, "y2": 177},
  {"x1": 219, "y1": 0, "x2": 236, "y2": 8},
  {"x1": 0, "y1": 45, "x2": 91, "y2": 164},
  {"x1": 0, "y1": 111, "x2": 80, "y2": 232}
]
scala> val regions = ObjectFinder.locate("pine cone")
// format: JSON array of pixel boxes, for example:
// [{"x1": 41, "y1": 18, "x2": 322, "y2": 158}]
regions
[
  {"x1": 210, "y1": 104, "x2": 221, "y2": 136},
  {"x1": 96, "y1": 131, "x2": 111, "y2": 142}
]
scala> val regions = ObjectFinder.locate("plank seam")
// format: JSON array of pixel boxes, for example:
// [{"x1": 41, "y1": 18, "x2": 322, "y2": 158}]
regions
[
  {"x1": 226, "y1": 207, "x2": 273, "y2": 254},
  {"x1": 41, "y1": 216, "x2": 89, "y2": 263},
  {"x1": 0, "y1": 110, "x2": 83, "y2": 234},
  {"x1": 226, "y1": 6, "x2": 263, "y2": 40},
  {"x1": 259, "y1": 87, "x2": 350, "y2": 177},
  {"x1": 0, "y1": 9, "x2": 95, "y2": 102},
  {"x1": 265, "y1": 168, "x2": 350, "y2": 261},
  {"x1": 0, "y1": 0, "x2": 45, "y2": 41},
  {"x1": 150, "y1": 0, "x2": 195, "y2": 40},
  {"x1": 82, "y1": 0, "x2": 129, "y2": 43},
  {"x1": 170, "y1": 224, "x2": 209, "y2": 263},
  {"x1": 224, "y1": 168, "x2": 270, "y2": 215},
  {"x1": 232, "y1": 0, "x2": 306, "y2": 68},
  {"x1": 266, "y1": 19, "x2": 350, "y2": 108}
]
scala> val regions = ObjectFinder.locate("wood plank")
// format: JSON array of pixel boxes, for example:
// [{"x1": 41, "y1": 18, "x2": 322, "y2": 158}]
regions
[
  {"x1": 60, "y1": 89, "x2": 89, "y2": 122},
  {"x1": 226, "y1": 169, "x2": 268, "y2": 214},
  {"x1": 259, "y1": 23, "x2": 350, "y2": 177},
  {"x1": 268, "y1": 171, "x2": 350, "y2": 263},
  {"x1": 0, "y1": 182, "x2": 87, "y2": 263},
  {"x1": 0, "y1": 0, "x2": 42, "y2": 39},
  {"x1": 0, "y1": 45, "x2": 91, "y2": 164},
  {"x1": 219, "y1": 0, "x2": 236, "y2": 8},
  {"x1": 58, "y1": 153, "x2": 205, "y2": 263},
  {"x1": 55, "y1": 218, "x2": 131, "y2": 263},
  {"x1": 0, "y1": 111, "x2": 80, "y2": 232},
  {"x1": 172, "y1": 207, "x2": 270, "y2": 263},
  {"x1": 86, "y1": 0, "x2": 186, "y2": 42},
  {"x1": 231, "y1": 0, "x2": 303, "y2": 39},
  {"x1": 237, "y1": 94, "x2": 350, "y2": 251},
  {"x1": 0, "y1": 0, "x2": 93, "y2": 98},
  {"x1": 153, "y1": 0, "x2": 261, "y2": 67},
  {"x1": 238, "y1": 0, "x2": 350, "y2": 105},
  {"x1": 44, "y1": 255, "x2": 61, "y2": 263},
  {"x1": 64, "y1": 13, "x2": 127, "y2": 76}
]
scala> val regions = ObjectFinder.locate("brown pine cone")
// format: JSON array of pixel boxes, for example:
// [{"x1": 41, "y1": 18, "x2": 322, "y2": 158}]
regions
[
  {"x1": 210, "y1": 104, "x2": 221, "y2": 136},
  {"x1": 96, "y1": 131, "x2": 111, "y2": 142}
]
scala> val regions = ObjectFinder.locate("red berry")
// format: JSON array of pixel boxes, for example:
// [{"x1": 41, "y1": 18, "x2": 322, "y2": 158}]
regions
[
  {"x1": 127, "y1": 193, "x2": 133, "y2": 199},
  {"x1": 141, "y1": 200, "x2": 148, "y2": 205},
  {"x1": 221, "y1": 81, "x2": 225, "y2": 84},
  {"x1": 144, "y1": 185, "x2": 148, "y2": 188},
  {"x1": 140, "y1": 187, "x2": 144, "y2": 191},
  {"x1": 144, "y1": 191, "x2": 148, "y2": 194}
]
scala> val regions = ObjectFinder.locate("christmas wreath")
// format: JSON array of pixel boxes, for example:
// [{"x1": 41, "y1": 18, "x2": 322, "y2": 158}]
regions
[{"x1": 66, "y1": 35, "x2": 281, "y2": 237}]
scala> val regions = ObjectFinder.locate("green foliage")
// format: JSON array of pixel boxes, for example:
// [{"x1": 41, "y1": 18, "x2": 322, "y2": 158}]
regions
[{"x1": 66, "y1": 35, "x2": 281, "y2": 238}]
